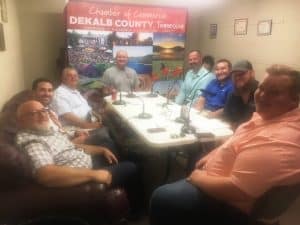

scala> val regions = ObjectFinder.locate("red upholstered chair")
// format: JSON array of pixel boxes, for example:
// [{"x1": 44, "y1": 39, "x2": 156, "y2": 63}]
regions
[{"x1": 0, "y1": 90, "x2": 129, "y2": 225}]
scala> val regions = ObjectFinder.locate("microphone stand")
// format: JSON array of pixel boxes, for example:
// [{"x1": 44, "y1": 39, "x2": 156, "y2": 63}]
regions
[
  {"x1": 137, "y1": 96, "x2": 152, "y2": 119},
  {"x1": 181, "y1": 113, "x2": 195, "y2": 134},
  {"x1": 175, "y1": 106, "x2": 187, "y2": 123},
  {"x1": 146, "y1": 81, "x2": 158, "y2": 97},
  {"x1": 180, "y1": 89, "x2": 201, "y2": 135},
  {"x1": 112, "y1": 91, "x2": 126, "y2": 105},
  {"x1": 126, "y1": 77, "x2": 136, "y2": 98},
  {"x1": 162, "y1": 79, "x2": 177, "y2": 107},
  {"x1": 126, "y1": 87, "x2": 136, "y2": 98}
]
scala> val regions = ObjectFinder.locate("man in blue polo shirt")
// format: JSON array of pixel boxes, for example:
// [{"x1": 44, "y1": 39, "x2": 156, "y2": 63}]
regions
[
  {"x1": 194, "y1": 59, "x2": 234, "y2": 118},
  {"x1": 175, "y1": 50, "x2": 215, "y2": 105}
]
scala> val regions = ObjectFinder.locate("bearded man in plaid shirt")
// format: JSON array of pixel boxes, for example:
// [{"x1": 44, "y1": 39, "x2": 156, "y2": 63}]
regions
[{"x1": 15, "y1": 100, "x2": 141, "y2": 213}]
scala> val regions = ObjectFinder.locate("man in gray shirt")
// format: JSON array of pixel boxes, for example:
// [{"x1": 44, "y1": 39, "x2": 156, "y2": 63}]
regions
[{"x1": 102, "y1": 50, "x2": 139, "y2": 92}]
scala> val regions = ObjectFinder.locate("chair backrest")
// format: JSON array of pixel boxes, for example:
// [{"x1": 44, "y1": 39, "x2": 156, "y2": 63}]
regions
[
  {"x1": 251, "y1": 183, "x2": 300, "y2": 221},
  {"x1": 0, "y1": 90, "x2": 34, "y2": 141}
]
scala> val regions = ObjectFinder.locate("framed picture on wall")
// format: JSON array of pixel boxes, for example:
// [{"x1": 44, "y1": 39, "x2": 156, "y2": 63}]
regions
[
  {"x1": 0, "y1": 0, "x2": 7, "y2": 23},
  {"x1": 209, "y1": 24, "x2": 217, "y2": 39},
  {"x1": 234, "y1": 18, "x2": 248, "y2": 35},
  {"x1": 0, "y1": 23, "x2": 5, "y2": 51},
  {"x1": 257, "y1": 20, "x2": 272, "y2": 36}
]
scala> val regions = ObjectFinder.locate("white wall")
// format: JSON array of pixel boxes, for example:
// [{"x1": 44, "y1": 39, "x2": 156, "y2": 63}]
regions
[
  {"x1": 198, "y1": 0, "x2": 300, "y2": 81},
  {"x1": 2, "y1": 0, "x2": 300, "y2": 102},
  {"x1": 0, "y1": 0, "x2": 25, "y2": 107},
  {"x1": 16, "y1": 0, "x2": 66, "y2": 87},
  {"x1": 0, "y1": 1, "x2": 300, "y2": 224}
]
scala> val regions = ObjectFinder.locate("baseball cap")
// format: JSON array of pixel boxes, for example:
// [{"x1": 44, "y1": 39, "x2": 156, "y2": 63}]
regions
[{"x1": 231, "y1": 60, "x2": 253, "y2": 73}]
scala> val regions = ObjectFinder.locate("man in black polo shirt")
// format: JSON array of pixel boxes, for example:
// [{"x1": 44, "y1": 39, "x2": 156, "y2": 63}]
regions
[{"x1": 223, "y1": 60, "x2": 259, "y2": 129}]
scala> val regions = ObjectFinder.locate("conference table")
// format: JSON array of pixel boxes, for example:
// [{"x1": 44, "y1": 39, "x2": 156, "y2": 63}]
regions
[
  {"x1": 105, "y1": 92, "x2": 233, "y2": 183},
  {"x1": 105, "y1": 92, "x2": 233, "y2": 149}
]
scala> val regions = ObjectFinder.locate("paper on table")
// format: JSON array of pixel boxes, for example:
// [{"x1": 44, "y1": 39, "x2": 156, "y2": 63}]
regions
[
  {"x1": 191, "y1": 118, "x2": 233, "y2": 138},
  {"x1": 191, "y1": 118, "x2": 229, "y2": 129}
]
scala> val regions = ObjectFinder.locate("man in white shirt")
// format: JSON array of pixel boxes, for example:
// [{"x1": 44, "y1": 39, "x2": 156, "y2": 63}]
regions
[{"x1": 51, "y1": 67, "x2": 118, "y2": 154}]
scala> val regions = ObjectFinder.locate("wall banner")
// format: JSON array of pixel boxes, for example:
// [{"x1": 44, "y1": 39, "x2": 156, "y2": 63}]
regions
[{"x1": 65, "y1": 1, "x2": 188, "y2": 89}]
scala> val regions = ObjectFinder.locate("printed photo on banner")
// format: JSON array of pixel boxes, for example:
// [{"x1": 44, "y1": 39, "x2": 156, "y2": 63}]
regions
[{"x1": 65, "y1": 1, "x2": 187, "y2": 91}]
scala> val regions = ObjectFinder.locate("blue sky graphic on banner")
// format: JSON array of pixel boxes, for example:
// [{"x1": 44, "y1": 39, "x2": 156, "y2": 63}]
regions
[{"x1": 65, "y1": 1, "x2": 187, "y2": 90}]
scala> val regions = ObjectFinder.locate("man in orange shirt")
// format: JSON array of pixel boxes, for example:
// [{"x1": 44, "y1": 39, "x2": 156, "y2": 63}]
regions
[{"x1": 150, "y1": 65, "x2": 300, "y2": 225}]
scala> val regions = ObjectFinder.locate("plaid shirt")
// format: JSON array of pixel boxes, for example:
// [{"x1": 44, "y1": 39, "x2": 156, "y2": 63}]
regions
[{"x1": 15, "y1": 129, "x2": 92, "y2": 174}]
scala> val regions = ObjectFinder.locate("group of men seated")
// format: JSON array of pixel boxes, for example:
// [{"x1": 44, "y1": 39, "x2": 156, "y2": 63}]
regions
[
  {"x1": 176, "y1": 50, "x2": 258, "y2": 130},
  {"x1": 14, "y1": 48, "x2": 300, "y2": 225}
]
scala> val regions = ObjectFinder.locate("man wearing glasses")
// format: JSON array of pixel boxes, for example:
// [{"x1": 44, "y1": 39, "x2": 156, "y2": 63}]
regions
[{"x1": 15, "y1": 100, "x2": 139, "y2": 213}]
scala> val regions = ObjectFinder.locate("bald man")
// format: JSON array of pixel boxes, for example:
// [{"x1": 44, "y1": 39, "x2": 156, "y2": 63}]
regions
[
  {"x1": 16, "y1": 100, "x2": 115, "y2": 187},
  {"x1": 15, "y1": 100, "x2": 141, "y2": 213},
  {"x1": 50, "y1": 67, "x2": 118, "y2": 156},
  {"x1": 175, "y1": 50, "x2": 215, "y2": 105},
  {"x1": 102, "y1": 50, "x2": 139, "y2": 92}
]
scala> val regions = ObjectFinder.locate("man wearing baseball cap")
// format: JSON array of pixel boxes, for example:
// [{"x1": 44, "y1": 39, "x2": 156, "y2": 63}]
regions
[{"x1": 223, "y1": 60, "x2": 259, "y2": 129}]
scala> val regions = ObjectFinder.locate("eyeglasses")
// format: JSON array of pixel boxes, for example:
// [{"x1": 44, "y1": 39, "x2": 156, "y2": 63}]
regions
[{"x1": 22, "y1": 107, "x2": 50, "y2": 118}]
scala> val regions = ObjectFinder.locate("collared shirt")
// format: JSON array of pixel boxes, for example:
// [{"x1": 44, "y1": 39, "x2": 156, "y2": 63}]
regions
[
  {"x1": 202, "y1": 78, "x2": 234, "y2": 111},
  {"x1": 223, "y1": 80, "x2": 259, "y2": 126},
  {"x1": 102, "y1": 65, "x2": 139, "y2": 92},
  {"x1": 205, "y1": 108, "x2": 300, "y2": 213},
  {"x1": 51, "y1": 84, "x2": 92, "y2": 121},
  {"x1": 15, "y1": 129, "x2": 92, "y2": 174},
  {"x1": 175, "y1": 66, "x2": 215, "y2": 105},
  {"x1": 47, "y1": 110, "x2": 76, "y2": 137}
]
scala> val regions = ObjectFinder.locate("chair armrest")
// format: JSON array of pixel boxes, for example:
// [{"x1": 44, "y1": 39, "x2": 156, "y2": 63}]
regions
[
  {"x1": 0, "y1": 182, "x2": 129, "y2": 223},
  {"x1": 251, "y1": 184, "x2": 300, "y2": 221}
]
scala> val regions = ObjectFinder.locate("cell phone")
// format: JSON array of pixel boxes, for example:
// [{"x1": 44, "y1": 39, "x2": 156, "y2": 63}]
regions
[
  {"x1": 147, "y1": 128, "x2": 166, "y2": 133},
  {"x1": 195, "y1": 132, "x2": 215, "y2": 138}
]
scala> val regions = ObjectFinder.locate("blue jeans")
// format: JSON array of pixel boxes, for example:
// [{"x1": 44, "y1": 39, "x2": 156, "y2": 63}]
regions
[
  {"x1": 103, "y1": 161, "x2": 144, "y2": 214},
  {"x1": 150, "y1": 179, "x2": 252, "y2": 225},
  {"x1": 86, "y1": 127, "x2": 119, "y2": 157}
]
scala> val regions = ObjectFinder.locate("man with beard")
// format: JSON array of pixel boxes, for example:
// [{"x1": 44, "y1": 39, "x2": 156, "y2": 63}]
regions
[
  {"x1": 15, "y1": 100, "x2": 140, "y2": 213},
  {"x1": 194, "y1": 59, "x2": 233, "y2": 118},
  {"x1": 223, "y1": 60, "x2": 259, "y2": 129},
  {"x1": 175, "y1": 50, "x2": 215, "y2": 105},
  {"x1": 32, "y1": 78, "x2": 88, "y2": 144},
  {"x1": 150, "y1": 65, "x2": 300, "y2": 225}
]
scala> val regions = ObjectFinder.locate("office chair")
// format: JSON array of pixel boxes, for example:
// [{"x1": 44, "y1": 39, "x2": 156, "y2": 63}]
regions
[{"x1": 250, "y1": 182, "x2": 300, "y2": 225}]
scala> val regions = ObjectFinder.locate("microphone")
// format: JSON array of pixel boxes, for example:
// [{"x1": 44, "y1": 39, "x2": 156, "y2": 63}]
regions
[
  {"x1": 176, "y1": 88, "x2": 207, "y2": 123},
  {"x1": 137, "y1": 96, "x2": 152, "y2": 119},
  {"x1": 180, "y1": 88, "x2": 202, "y2": 135},
  {"x1": 112, "y1": 90, "x2": 126, "y2": 105}
]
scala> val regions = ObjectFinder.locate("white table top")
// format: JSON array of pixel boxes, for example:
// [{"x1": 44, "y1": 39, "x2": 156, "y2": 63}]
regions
[{"x1": 105, "y1": 92, "x2": 233, "y2": 148}]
